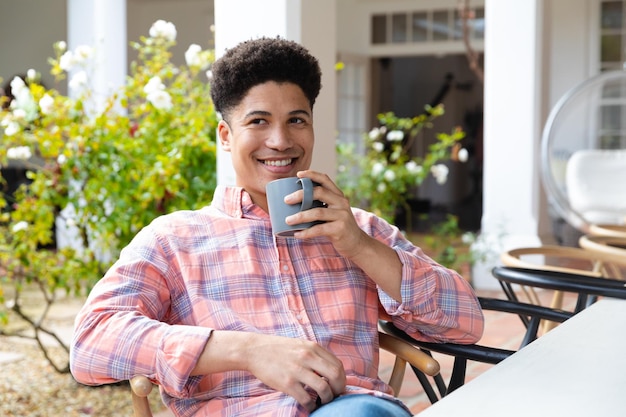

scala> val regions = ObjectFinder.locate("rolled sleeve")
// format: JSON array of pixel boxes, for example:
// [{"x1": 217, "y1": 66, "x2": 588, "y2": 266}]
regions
[
  {"x1": 379, "y1": 247, "x2": 484, "y2": 344},
  {"x1": 155, "y1": 325, "x2": 212, "y2": 397}
]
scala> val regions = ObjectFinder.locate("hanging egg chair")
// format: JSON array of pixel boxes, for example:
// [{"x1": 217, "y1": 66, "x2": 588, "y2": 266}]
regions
[{"x1": 541, "y1": 70, "x2": 626, "y2": 245}]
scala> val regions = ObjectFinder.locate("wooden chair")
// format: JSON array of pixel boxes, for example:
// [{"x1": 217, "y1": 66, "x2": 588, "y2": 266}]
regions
[
  {"x1": 578, "y1": 234, "x2": 626, "y2": 267},
  {"x1": 129, "y1": 330, "x2": 441, "y2": 417},
  {"x1": 500, "y1": 244, "x2": 626, "y2": 331},
  {"x1": 588, "y1": 224, "x2": 626, "y2": 239}
]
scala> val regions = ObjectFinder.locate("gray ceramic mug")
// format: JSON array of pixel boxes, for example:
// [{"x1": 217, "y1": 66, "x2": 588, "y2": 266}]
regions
[{"x1": 266, "y1": 177, "x2": 325, "y2": 237}]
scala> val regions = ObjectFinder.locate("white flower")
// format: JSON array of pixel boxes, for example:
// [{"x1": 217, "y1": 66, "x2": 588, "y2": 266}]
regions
[
  {"x1": 59, "y1": 50, "x2": 75, "y2": 71},
  {"x1": 431, "y1": 164, "x2": 449, "y2": 185},
  {"x1": 9, "y1": 79, "x2": 38, "y2": 122},
  {"x1": 74, "y1": 45, "x2": 94, "y2": 62},
  {"x1": 185, "y1": 44, "x2": 202, "y2": 67},
  {"x1": 372, "y1": 142, "x2": 384, "y2": 153},
  {"x1": 149, "y1": 20, "x2": 177, "y2": 41},
  {"x1": 147, "y1": 90, "x2": 173, "y2": 110},
  {"x1": 57, "y1": 154, "x2": 67, "y2": 165},
  {"x1": 185, "y1": 44, "x2": 210, "y2": 70},
  {"x1": 457, "y1": 147, "x2": 469, "y2": 163},
  {"x1": 57, "y1": 41, "x2": 67, "y2": 51},
  {"x1": 10, "y1": 76, "x2": 26, "y2": 94},
  {"x1": 368, "y1": 127, "x2": 381, "y2": 140},
  {"x1": 3, "y1": 121, "x2": 20, "y2": 136},
  {"x1": 371, "y1": 162, "x2": 385, "y2": 177},
  {"x1": 144, "y1": 76, "x2": 165, "y2": 95},
  {"x1": 7, "y1": 146, "x2": 32, "y2": 160},
  {"x1": 383, "y1": 169, "x2": 396, "y2": 182},
  {"x1": 39, "y1": 94, "x2": 54, "y2": 115},
  {"x1": 143, "y1": 76, "x2": 172, "y2": 110},
  {"x1": 205, "y1": 69, "x2": 213, "y2": 81},
  {"x1": 11, "y1": 221, "x2": 28, "y2": 233},
  {"x1": 26, "y1": 69, "x2": 37, "y2": 81},
  {"x1": 386, "y1": 130, "x2": 404, "y2": 142},
  {"x1": 12, "y1": 108, "x2": 26, "y2": 120},
  {"x1": 461, "y1": 232, "x2": 476, "y2": 245},
  {"x1": 377, "y1": 183, "x2": 387, "y2": 193},
  {"x1": 405, "y1": 160, "x2": 423, "y2": 174},
  {"x1": 69, "y1": 70, "x2": 88, "y2": 91}
]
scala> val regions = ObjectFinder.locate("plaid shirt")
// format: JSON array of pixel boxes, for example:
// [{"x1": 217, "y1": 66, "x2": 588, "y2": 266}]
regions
[{"x1": 70, "y1": 186, "x2": 484, "y2": 417}]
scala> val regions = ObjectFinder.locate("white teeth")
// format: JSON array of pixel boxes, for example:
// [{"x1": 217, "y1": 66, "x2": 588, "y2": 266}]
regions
[{"x1": 264, "y1": 159, "x2": 292, "y2": 167}]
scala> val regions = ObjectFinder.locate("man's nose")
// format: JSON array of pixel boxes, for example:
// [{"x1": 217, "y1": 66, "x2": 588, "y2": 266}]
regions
[{"x1": 265, "y1": 125, "x2": 293, "y2": 150}]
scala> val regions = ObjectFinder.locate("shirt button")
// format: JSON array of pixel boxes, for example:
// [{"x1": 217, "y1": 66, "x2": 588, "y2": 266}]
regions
[{"x1": 282, "y1": 265, "x2": 289, "y2": 271}]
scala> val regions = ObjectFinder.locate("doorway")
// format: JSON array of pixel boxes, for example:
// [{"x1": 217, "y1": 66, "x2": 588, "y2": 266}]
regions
[{"x1": 371, "y1": 54, "x2": 484, "y2": 231}]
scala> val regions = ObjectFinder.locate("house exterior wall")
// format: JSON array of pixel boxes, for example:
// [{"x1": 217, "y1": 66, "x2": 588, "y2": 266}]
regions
[
  {"x1": 0, "y1": 0, "x2": 67, "y2": 93},
  {"x1": 127, "y1": 0, "x2": 214, "y2": 65}
]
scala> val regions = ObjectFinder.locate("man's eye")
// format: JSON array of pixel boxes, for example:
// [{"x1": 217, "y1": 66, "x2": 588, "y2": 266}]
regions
[
  {"x1": 250, "y1": 119, "x2": 267, "y2": 125},
  {"x1": 290, "y1": 117, "x2": 305, "y2": 124}
]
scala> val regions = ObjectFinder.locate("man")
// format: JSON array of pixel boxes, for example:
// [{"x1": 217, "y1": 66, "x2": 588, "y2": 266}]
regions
[{"x1": 70, "y1": 37, "x2": 484, "y2": 417}]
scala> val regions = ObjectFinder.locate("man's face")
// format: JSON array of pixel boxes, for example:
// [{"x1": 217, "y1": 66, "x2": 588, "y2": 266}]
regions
[{"x1": 218, "y1": 81, "x2": 315, "y2": 212}]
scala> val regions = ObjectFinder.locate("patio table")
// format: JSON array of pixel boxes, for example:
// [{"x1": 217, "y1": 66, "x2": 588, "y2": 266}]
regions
[{"x1": 415, "y1": 298, "x2": 626, "y2": 416}]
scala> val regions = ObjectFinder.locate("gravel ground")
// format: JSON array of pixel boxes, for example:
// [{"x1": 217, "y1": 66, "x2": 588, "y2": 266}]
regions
[{"x1": 0, "y1": 336, "x2": 166, "y2": 417}]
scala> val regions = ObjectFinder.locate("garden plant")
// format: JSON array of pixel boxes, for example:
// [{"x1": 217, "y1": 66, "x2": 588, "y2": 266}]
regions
[{"x1": 0, "y1": 20, "x2": 217, "y2": 372}]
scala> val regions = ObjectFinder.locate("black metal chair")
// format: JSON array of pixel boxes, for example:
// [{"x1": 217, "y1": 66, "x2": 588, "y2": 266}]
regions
[
  {"x1": 379, "y1": 296, "x2": 572, "y2": 403},
  {"x1": 381, "y1": 265, "x2": 626, "y2": 404},
  {"x1": 492, "y1": 265, "x2": 626, "y2": 313}
]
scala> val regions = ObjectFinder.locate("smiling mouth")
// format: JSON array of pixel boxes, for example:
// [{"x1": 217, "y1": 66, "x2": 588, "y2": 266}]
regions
[{"x1": 263, "y1": 159, "x2": 293, "y2": 167}]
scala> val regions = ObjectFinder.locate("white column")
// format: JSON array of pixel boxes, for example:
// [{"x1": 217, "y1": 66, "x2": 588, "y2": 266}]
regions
[
  {"x1": 214, "y1": 0, "x2": 337, "y2": 186},
  {"x1": 59, "y1": 0, "x2": 126, "y2": 256},
  {"x1": 474, "y1": 0, "x2": 544, "y2": 289},
  {"x1": 67, "y1": 0, "x2": 127, "y2": 106}
]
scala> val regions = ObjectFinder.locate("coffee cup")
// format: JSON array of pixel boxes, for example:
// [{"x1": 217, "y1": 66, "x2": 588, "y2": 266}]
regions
[{"x1": 266, "y1": 177, "x2": 324, "y2": 237}]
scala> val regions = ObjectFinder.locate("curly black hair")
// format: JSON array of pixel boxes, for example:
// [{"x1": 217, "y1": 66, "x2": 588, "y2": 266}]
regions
[{"x1": 210, "y1": 37, "x2": 322, "y2": 121}]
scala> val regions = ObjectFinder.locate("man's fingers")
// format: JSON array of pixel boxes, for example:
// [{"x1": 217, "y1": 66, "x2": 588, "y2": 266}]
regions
[{"x1": 302, "y1": 374, "x2": 334, "y2": 405}]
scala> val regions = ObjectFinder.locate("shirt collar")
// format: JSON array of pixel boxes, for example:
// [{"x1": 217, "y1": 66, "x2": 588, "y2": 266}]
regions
[{"x1": 212, "y1": 185, "x2": 269, "y2": 220}]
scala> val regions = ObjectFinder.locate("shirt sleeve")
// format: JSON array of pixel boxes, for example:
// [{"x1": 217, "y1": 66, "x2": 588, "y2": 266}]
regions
[
  {"x1": 354, "y1": 209, "x2": 485, "y2": 344},
  {"x1": 69, "y1": 223, "x2": 211, "y2": 398}
]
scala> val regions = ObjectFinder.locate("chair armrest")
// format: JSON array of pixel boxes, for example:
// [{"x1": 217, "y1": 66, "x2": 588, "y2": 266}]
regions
[
  {"x1": 478, "y1": 297, "x2": 572, "y2": 323},
  {"x1": 379, "y1": 321, "x2": 512, "y2": 365},
  {"x1": 378, "y1": 331, "x2": 440, "y2": 376},
  {"x1": 130, "y1": 375, "x2": 153, "y2": 397},
  {"x1": 130, "y1": 375, "x2": 154, "y2": 417}
]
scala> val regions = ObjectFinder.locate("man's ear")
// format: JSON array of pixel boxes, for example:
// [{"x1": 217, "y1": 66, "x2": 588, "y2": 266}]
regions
[{"x1": 217, "y1": 120, "x2": 231, "y2": 152}]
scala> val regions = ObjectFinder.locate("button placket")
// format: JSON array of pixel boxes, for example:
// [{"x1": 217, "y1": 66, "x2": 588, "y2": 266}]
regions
[{"x1": 276, "y1": 240, "x2": 314, "y2": 335}]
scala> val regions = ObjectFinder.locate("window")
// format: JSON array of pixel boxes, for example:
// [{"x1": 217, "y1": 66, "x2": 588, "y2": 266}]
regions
[
  {"x1": 371, "y1": 6, "x2": 485, "y2": 45},
  {"x1": 597, "y1": 1, "x2": 626, "y2": 148},
  {"x1": 372, "y1": 14, "x2": 387, "y2": 44},
  {"x1": 600, "y1": 0, "x2": 626, "y2": 70}
]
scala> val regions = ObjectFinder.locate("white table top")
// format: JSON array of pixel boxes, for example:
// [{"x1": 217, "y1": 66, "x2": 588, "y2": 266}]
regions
[{"x1": 418, "y1": 298, "x2": 626, "y2": 416}]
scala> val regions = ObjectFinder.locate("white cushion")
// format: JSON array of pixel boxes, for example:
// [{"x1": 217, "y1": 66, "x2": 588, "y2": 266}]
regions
[{"x1": 565, "y1": 149, "x2": 626, "y2": 225}]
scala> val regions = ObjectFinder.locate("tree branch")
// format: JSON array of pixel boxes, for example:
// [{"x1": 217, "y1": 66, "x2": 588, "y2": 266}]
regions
[{"x1": 459, "y1": 0, "x2": 484, "y2": 84}]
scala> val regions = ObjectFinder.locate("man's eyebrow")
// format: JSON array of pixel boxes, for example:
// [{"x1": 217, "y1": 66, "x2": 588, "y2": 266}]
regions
[
  {"x1": 243, "y1": 110, "x2": 272, "y2": 119},
  {"x1": 289, "y1": 109, "x2": 312, "y2": 118},
  {"x1": 242, "y1": 109, "x2": 312, "y2": 118}
]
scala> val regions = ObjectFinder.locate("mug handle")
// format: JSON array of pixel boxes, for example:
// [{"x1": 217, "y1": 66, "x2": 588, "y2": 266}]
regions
[{"x1": 298, "y1": 178, "x2": 314, "y2": 210}]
